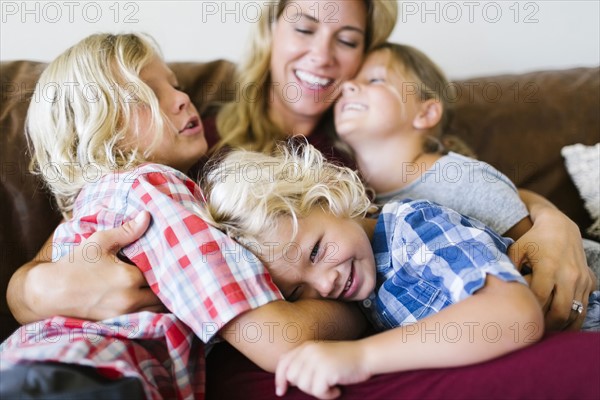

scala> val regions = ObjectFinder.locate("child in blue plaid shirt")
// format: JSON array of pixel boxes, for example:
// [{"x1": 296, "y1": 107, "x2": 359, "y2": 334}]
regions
[
  {"x1": 199, "y1": 141, "x2": 544, "y2": 399},
  {"x1": 334, "y1": 42, "x2": 599, "y2": 333}
]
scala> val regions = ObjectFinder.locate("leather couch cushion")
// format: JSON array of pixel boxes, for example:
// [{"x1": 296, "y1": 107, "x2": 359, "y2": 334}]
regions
[{"x1": 1, "y1": 60, "x2": 598, "y2": 340}]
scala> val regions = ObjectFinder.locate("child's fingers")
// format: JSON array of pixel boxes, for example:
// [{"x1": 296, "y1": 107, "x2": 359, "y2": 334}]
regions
[
  {"x1": 320, "y1": 386, "x2": 341, "y2": 400},
  {"x1": 275, "y1": 352, "x2": 293, "y2": 396},
  {"x1": 293, "y1": 361, "x2": 340, "y2": 400},
  {"x1": 275, "y1": 372, "x2": 289, "y2": 397},
  {"x1": 276, "y1": 347, "x2": 312, "y2": 397},
  {"x1": 312, "y1": 377, "x2": 341, "y2": 400}
]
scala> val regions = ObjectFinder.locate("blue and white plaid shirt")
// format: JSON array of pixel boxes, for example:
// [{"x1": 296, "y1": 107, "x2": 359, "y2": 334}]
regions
[{"x1": 362, "y1": 199, "x2": 526, "y2": 331}]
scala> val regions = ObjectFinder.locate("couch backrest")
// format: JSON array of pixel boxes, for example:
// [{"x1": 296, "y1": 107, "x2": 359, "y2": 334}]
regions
[
  {"x1": 1, "y1": 60, "x2": 598, "y2": 340},
  {"x1": 449, "y1": 67, "x2": 599, "y2": 227}
]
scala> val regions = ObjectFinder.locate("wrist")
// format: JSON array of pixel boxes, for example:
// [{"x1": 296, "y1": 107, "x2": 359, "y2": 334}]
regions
[{"x1": 358, "y1": 335, "x2": 381, "y2": 377}]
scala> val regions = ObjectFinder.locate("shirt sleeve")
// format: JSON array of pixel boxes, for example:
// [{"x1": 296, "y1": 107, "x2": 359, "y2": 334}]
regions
[
  {"x1": 122, "y1": 168, "x2": 283, "y2": 343},
  {"x1": 382, "y1": 154, "x2": 530, "y2": 235},
  {"x1": 433, "y1": 155, "x2": 529, "y2": 234},
  {"x1": 388, "y1": 200, "x2": 527, "y2": 304}
]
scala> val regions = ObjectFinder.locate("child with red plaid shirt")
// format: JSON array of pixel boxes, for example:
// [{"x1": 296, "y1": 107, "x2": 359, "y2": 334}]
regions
[{"x1": 0, "y1": 33, "x2": 363, "y2": 399}]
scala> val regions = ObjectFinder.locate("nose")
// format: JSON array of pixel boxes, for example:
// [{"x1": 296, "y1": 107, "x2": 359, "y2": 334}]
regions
[
  {"x1": 172, "y1": 88, "x2": 191, "y2": 114},
  {"x1": 341, "y1": 80, "x2": 359, "y2": 95},
  {"x1": 309, "y1": 34, "x2": 334, "y2": 66},
  {"x1": 310, "y1": 267, "x2": 339, "y2": 298}
]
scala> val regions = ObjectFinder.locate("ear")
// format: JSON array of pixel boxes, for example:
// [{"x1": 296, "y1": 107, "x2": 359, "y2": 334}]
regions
[{"x1": 413, "y1": 99, "x2": 443, "y2": 130}]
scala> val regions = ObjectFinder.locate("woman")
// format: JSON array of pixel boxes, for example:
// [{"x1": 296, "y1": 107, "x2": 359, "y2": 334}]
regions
[
  {"x1": 10, "y1": 0, "x2": 398, "y2": 324},
  {"x1": 6, "y1": 0, "x2": 597, "y2": 398}
]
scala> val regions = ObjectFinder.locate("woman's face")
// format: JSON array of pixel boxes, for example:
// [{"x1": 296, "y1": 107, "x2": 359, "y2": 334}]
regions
[{"x1": 269, "y1": 0, "x2": 367, "y2": 130}]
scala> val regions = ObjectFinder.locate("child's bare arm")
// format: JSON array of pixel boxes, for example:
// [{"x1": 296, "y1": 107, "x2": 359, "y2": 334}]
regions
[
  {"x1": 275, "y1": 276, "x2": 543, "y2": 399},
  {"x1": 220, "y1": 298, "x2": 367, "y2": 373},
  {"x1": 360, "y1": 276, "x2": 543, "y2": 372}
]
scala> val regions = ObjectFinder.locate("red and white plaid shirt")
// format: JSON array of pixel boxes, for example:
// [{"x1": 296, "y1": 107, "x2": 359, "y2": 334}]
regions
[{"x1": 1, "y1": 163, "x2": 283, "y2": 399}]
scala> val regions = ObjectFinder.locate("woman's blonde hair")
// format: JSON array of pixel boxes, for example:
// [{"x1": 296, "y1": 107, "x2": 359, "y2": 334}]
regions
[
  {"x1": 374, "y1": 42, "x2": 475, "y2": 156},
  {"x1": 215, "y1": 0, "x2": 398, "y2": 154},
  {"x1": 199, "y1": 140, "x2": 371, "y2": 249},
  {"x1": 26, "y1": 33, "x2": 165, "y2": 217}
]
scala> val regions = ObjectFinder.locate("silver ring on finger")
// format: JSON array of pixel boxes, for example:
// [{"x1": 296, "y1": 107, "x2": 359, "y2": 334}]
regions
[{"x1": 571, "y1": 300, "x2": 584, "y2": 314}]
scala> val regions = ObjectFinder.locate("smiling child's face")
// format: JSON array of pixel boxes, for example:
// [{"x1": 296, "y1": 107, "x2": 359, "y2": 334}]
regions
[
  {"x1": 257, "y1": 207, "x2": 376, "y2": 302},
  {"x1": 128, "y1": 56, "x2": 207, "y2": 172},
  {"x1": 334, "y1": 49, "x2": 424, "y2": 148}
]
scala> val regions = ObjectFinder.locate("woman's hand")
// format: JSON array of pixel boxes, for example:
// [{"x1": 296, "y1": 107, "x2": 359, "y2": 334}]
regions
[
  {"x1": 275, "y1": 341, "x2": 370, "y2": 399},
  {"x1": 8, "y1": 212, "x2": 165, "y2": 323},
  {"x1": 510, "y1": 191, "x2": 596, "y2": 330}
]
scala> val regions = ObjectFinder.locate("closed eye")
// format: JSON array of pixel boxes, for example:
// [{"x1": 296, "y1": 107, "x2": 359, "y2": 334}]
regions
[
  {"x1": 339, "y1": 39, "x2": 358, "y2": 48},
  {"x1": 310, "y1": 241, "x2": 320, "y2": 263}
]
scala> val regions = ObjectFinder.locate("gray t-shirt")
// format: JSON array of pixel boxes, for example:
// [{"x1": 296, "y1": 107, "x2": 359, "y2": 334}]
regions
[{"x1": 375, "y1": 152, "x2": 529, "y2": 235}]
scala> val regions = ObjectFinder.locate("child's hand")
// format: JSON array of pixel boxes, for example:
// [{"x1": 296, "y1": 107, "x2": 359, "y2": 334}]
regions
[{"x1": 275, "y1": 341, "x2": 371, "y2": 399}]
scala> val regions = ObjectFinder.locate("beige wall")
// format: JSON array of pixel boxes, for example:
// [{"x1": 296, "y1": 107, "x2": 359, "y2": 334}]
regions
[{"x1": 1, "y1": 0, "x2": 598, "y2": 79}]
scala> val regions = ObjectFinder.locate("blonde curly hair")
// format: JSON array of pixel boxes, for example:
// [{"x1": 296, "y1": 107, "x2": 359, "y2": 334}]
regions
[
  {"x1": 26, "y1": 33, "x2": 166, "y2": 217},
  {"x1": 199, "y1": 140, "x2": 371, "y2": 248}
]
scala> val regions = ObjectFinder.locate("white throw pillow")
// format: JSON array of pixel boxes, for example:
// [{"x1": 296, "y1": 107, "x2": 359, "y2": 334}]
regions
[{"x1": 561, "y1": 143, "x2": 600, "y2": 239}]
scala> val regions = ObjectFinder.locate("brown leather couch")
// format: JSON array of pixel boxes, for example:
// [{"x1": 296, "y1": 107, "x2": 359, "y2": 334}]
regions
[{"x1": 1, "y1": 60, "x2": 599, "y2": 344}]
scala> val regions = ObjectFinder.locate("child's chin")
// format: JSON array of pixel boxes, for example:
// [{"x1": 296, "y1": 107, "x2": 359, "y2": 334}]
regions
[{"x1": 355, "y1": 290, "x2": 372, "y2": 302}]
